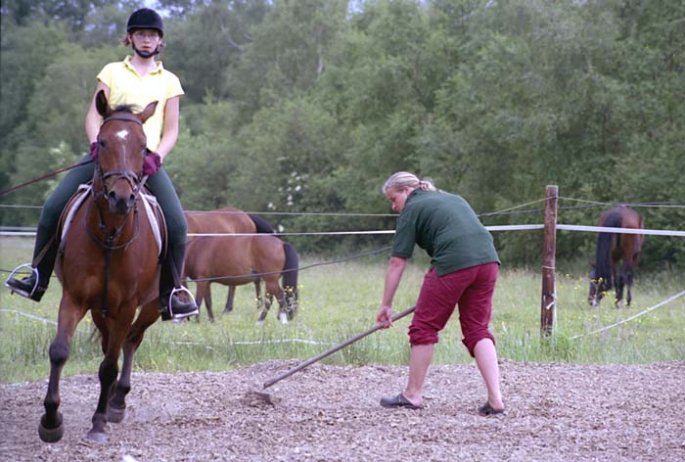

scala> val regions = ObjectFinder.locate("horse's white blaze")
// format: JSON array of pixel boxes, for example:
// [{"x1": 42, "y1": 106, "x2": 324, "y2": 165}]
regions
[{"x1": 115, "y1": 129, "x2": 129, "y2": 141}]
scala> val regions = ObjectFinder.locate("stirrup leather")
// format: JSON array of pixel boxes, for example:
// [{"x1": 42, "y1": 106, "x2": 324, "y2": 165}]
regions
[{"x1": 4, "y1": 264, "x2": 41, "y2": 298}]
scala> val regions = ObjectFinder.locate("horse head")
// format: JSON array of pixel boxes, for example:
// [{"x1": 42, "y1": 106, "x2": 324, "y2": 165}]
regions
[{"x1": 93, "y1": 90, "x2": 158, "y2": 215}]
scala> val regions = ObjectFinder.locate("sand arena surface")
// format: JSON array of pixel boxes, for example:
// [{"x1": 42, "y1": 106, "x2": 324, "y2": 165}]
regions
[{"x1": 1, "y1": 360, "x2": 684, "y2": 461}]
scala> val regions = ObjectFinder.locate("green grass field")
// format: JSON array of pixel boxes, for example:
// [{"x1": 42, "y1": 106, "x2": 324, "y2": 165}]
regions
[{"x1": 1, "y1": 236, "x2": 683, "y2": 384}]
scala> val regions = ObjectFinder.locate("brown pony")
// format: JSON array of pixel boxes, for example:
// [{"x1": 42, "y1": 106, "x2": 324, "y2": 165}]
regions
[
  {"x1": 185, "y1": 208, "x2": 279, "y2": 317},
  {"x1": 588, "y1": 205, "x2": 644, "y2": 307},
  {"x1": 38, "y1": 91, "x2": 164, "y2": 444},
  {"x1": 183, "y1": 229, "x2": 299, "y2": 324}
]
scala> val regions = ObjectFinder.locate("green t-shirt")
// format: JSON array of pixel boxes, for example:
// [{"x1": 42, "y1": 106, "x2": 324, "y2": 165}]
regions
[{"x1": 391, "y1": 190, "x2": 500, "y2": 275}]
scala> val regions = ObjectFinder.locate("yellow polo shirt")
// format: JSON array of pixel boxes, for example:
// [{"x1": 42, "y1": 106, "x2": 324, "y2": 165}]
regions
[{"x1": 96, "y1": 56, "x2": 184, "y2": 150}]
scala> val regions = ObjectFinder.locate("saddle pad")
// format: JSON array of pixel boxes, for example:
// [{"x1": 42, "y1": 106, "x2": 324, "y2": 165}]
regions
[{"x1": 60, "y1": 184, "x2": 163, "y2": 256}]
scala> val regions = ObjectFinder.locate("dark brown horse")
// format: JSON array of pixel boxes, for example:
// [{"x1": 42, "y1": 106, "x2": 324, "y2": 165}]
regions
[
  {"x1": 588, "y1": 205, "x2": 644, "y2": 307},
  {"x1": 38, "y1": 91, "x2": 164, "y2": 443},
  {"x1": 185, "y1": 208, "x2": 280, "y2": 317},
  {"x1": 183, "y1": 230, "x2": 299, "y2": 324}
]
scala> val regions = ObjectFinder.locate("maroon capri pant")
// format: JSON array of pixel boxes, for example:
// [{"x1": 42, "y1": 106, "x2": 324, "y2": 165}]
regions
[{"x1": 408, "y1": 262, "x2": 499, "y2": 357}]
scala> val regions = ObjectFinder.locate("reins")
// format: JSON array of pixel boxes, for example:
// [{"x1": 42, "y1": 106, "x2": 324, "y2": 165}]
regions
[
  {"x1": 0, "y1": 159, "x2": 94, "y2": 197},
  {"x1": 0, "y1": 115, "x2": 144, "y2": 198},
  {"x1": 88, "y1": 112, "x2": 148, "y2": 316}
]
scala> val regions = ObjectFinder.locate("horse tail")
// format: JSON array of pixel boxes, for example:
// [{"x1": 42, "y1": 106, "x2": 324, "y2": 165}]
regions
[
  {"x1": 282, "y1": 241, "x2": 299, "y2": 298},
  {"x1": 248, "y1": 214, "x2": 276, "y2": 234},
  {"x1": 595, "y1": 210, "x2": 622, "y2": 289}
]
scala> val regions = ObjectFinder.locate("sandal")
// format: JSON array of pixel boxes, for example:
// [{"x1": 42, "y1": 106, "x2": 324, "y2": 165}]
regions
[
  {"x1": 478, "y1": 401, "x2": 505, "y2": 416},
  {"x1": 380, "y1": 393, "x2": 422, "y2": 410}
]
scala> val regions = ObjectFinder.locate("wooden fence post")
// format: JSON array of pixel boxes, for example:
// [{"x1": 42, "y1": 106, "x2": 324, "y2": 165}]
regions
[{"x1": 540, "y1": 185, "x2": 558, "y2": 336}]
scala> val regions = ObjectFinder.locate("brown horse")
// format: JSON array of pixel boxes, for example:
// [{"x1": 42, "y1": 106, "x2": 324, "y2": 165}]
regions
[
  {"x1": 185, "y1": 208, "x2": 279, "y2": 317},
  {"x1": 38, "y1": 91, "x2": 164, "y2": 443},
  {"x1": 183, "y1": 230, "x2": 299, "y2": 324},
  {"x1": 588, "y1": 205, "x2": 644, "y2": 307}
]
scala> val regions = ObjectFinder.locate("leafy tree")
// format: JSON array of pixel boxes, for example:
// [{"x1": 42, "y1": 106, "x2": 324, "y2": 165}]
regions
[
  {"x1": 229, "y1": 0, "x2": 348, "y2": 118},
  {"x1": 164, "y1": 0, "x2": 269, "y2": 105}
]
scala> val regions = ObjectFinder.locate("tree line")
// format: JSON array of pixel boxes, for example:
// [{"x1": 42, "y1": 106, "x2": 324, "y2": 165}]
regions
[{"x1": 1, "y1": 0, "x2": 683, "y2": 269}]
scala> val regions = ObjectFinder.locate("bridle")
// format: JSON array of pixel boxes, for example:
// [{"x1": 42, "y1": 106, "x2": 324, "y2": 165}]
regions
[
  {"x1": 88, "y1": 113, "x2": 149, "y2": 315},
  {"x1": 93, "y1": 113, "x2": 148, "y2": 202}
]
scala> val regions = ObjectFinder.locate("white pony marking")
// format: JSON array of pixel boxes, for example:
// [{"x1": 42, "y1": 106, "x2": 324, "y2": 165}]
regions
[{"x1": 115, "y1": 129, "x2": 129, "y2": 141}]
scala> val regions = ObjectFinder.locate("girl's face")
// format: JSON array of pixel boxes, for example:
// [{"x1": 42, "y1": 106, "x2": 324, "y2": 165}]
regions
[
  {"x1": 385, "y1": 186, "x2": 411, "y2": 213},
  {"x1": 130, "y1": 29, "x2": 161, "y2": 52}
]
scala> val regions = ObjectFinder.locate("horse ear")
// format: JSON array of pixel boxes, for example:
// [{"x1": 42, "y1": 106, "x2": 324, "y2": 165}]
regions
[
  {"x1": 139, "y1": 101, "x2": 158, "y2": 123},
  {"x1": 95, "y1": 90, "x2": 109, "y2": 117}
]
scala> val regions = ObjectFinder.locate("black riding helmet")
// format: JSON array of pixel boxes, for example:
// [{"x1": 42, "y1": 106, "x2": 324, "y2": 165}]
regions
[{"x1": 127, "y1": 8, "x2": 164, "y2": 37}]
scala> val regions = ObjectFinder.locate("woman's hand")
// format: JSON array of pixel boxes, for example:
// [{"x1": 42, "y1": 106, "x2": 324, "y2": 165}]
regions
[{"x1": 376, "y1": 304, "x2": 393, "y2": 328}]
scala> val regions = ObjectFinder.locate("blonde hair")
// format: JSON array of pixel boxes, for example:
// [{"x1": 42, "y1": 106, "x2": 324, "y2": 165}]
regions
[{"x1": 382, "y1": 171, "x2": 437, "y2": 194}]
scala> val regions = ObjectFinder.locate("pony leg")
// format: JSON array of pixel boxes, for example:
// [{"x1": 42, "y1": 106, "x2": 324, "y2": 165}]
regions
[
  {"x1": 87, "y1": 311, "x2": 135, "y2": 443},
  {"x1": 204, "y1": 282, "x2": 215, "y2": 322},
  {"x1": 275, "y1": 291, "x2": 289, "y2": 324},
  {"x1": 264, "y1": 277, "x2": 288, "y2": 324},
  {"x1": 255, "y1": 279, "x2": 264, "y2": 311},
  {"x1": 256, "y1": 296, "x2": 271, "y2": 324},
  {"x1": 224, "y1": 286, "x2": 236, "y2": 313},
  {"x1": 615, "y1": 267, "x2": 626, "y2": 308},
  {"x1": 38, "y1": 295, "x2": 88, "y2": 443},
  {"x1": 108, "y1": 302, "x2": 159, "y2": 423},
  {"x1": 256, "y1": 282, "x2": 275, "y2": 325},
  {"x1": 194, "y1": 281, "x2": 213, "y2": 322}
]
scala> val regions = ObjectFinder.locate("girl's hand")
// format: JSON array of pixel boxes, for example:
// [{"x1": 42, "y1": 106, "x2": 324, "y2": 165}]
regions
[{"x1": 143, "y1": 152, "x2": 162, "y2": 176}]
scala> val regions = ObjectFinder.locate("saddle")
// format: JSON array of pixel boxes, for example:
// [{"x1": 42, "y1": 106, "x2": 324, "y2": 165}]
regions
[{"x1": 58, "y1": 183, "x2": 167, "y2": 256}]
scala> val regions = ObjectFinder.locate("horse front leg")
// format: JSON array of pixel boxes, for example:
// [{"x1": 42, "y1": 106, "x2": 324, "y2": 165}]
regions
[
  {"x1": 86, "y1": 314, "x2": 132, "y2": 443},
  {"x1": 275, "y1": 290, "x2": 289, "y2": 324},
  {"x1": 254, "y1": 279, "x2": 263, "y2": 311},
  {"x1": 108, "y1": 302, "x2": 159, "y2": 424},
  {"x1": 263, "y1": 278, "x2": 288, "y2": 324},
  {"x1": 624, "y1": 263, "x2": 634, "y2": 306},
  {"x1": 615, "y1": 269, "x2": 626, "y2": 308},
  {"x1": 39, "y1": 296, "x2": 88, "y2": 443},
  {"x1": 225, "y1": 286, "x2": 236, "y2": 313},
  {"x1": 199, "y1": 281, "x2": 214, "y2": 322}
]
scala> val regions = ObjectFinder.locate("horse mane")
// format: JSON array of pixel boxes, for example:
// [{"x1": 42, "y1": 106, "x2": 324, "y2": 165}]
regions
[
  {"x1": 249, "y1": 214, "x2": 277, "y2": 234},
  {"x1": 110, "y1": 104, "x2": 137, "y2": 114},
  {"x1": 282, "y1": 241, "x2": 299, "y2": 295}
]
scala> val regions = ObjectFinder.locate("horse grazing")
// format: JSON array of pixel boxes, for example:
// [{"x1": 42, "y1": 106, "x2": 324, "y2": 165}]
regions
[
  {"x1": 183, "y1": 229, "x2": 299, "y2": 324},
  {"x1": 588, "y1": 205, "x2": 644, "y2": 307},
  {"x1": 185, "y1": 208, "x2": 279, "y2": 318},
  {"x1": 38, "y1": 91, "x2": 164, "y2": 443}
]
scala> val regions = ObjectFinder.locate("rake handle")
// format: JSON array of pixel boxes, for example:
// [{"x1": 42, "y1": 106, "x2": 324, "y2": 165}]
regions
[{"x1": 262, "y1": 306, "x2": 416, "y2": 389}]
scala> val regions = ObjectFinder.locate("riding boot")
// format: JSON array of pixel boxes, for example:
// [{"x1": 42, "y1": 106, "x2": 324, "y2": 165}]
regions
[
  {"x1": 159, "y1": 242, "x2": 198, "y2": 321},
  {"x1": 4, "y1": 234, "x2": 58, "y2": 302}
]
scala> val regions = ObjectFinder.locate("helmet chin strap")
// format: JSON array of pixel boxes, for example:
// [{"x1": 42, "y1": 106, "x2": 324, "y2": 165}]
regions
[{"x1": 132, "y1": 44, "x2": 160, "y2": 59}]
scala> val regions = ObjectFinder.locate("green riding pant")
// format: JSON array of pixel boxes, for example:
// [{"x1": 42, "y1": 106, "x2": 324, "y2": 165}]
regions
[{"x1": 32, "y1": 156, "x2": 187, "y2": 288}]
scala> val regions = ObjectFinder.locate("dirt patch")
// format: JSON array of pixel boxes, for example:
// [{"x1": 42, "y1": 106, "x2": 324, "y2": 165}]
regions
[{"x1": 1, "y1": 360, "x2": 683, "y2": 461}]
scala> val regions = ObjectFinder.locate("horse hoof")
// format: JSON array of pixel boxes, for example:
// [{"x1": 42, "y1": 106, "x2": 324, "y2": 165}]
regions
[
  {"x1": 107, "y1": 405, "x2": 126, "y2": 423},
  {"x1": 255, "y1": 320, "x2": 265, "y2": 327},
  {"x1": 86, "y1": 430, "x2": 109, "y2": 443},
  {"x1": 38, "y1": 421, "x2": 64, "y2": 443},
  {"x1": 278, "y1": 313, "x2": 288, "y2": 324}
]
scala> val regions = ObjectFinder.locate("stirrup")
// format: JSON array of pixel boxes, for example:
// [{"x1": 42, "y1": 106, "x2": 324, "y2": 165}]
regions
[
  {"x1": 164, "y1": 286, "x2": 198, "y2": 320},
  {"x1": 4, "y1": 264, "x2": 42, "y2": 299}
]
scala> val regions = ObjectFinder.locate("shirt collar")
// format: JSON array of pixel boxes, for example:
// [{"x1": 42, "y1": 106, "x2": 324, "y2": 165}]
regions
[{"x1": 124, "y1": 55, "x2": 164, "y2": 75}]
